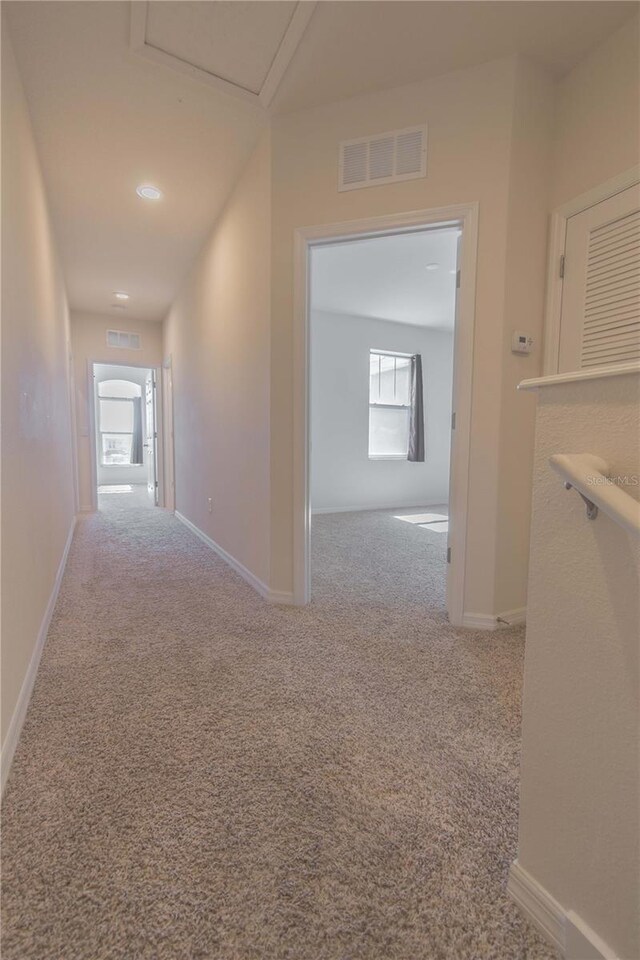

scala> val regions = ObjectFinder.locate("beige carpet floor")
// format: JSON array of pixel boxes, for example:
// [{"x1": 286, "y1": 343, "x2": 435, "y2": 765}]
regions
[{"x1": 1, "y1": 490, "x2": 558, "y2": 959}]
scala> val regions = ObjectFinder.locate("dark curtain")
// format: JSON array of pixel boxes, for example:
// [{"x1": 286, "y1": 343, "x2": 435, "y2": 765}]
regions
[
  {"x1": 408, "y1": 353, "x2": 425, "y2": 462},
  {"x1": 130, "y1": 396, "x2": 144, "y2": 464}
]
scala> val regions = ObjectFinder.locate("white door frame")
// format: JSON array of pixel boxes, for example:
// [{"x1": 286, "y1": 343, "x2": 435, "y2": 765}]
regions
[
  {"x1": 162, "y1": 355, "x2": 176, "y2": 512},
  {"x1": 87, "y1": 358, "x2": 167, "y2": 511},
  {"x1": 293, "y1": 202, "x2": 479, "y2": 625},
  {"x1": 542, "y1": 165, "x2": 640, "y2": 375}
]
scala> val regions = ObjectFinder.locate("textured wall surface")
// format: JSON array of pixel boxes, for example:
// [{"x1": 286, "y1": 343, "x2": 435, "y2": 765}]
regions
[
  {"x1": 163, "y1": 132, "x2": 272, "y2": 587},
  {"x1": 552, "y1": 13, "x2": 640, "y2": 208},
  {"x1": 517, "y1": 371, "x2": 640, "y2": 959},
  {"x1": 1, "y1": 23, "x2": 76, "y2": 746}
]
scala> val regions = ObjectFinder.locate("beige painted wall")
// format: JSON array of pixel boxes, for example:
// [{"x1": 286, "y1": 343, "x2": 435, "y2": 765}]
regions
[
  {"x1": 494, "y1": 58, "x2": 554, "y2": 614},
  {"x1": 270, "y1": 55, "x2": 552, "y2": 615},
  {"x1": 517, "y1": 373, "x2": 640, "y2": 958},
  {"x1": 514, "y1": 24, "x2": 640, "y2": 955},
  {"x1": 1, "y1": 25, "x2": 76, "y2": 746},
  {"x1": 163, "y1": 131, "x2": 271, "y2": 586},
  {"x1": 552, "y1": 13, "x2": 640, "y2": 208},
  {"x1": 71, "y1": 312, "x2": 163, "y2": 511}
]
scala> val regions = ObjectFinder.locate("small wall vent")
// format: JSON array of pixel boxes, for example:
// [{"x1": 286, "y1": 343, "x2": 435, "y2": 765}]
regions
[
  {"x1": 107, "y1": 329, "x2": 141, "y2": 350},
  {"x1": 338, "y1": 125, "x2": 427, "y2": 192}
]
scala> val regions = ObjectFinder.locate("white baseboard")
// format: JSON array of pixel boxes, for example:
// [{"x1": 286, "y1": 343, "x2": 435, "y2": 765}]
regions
[
  {"x1": 508, "y1": 860, "x2": 565, "y2": 953},
  {"x1": 1, "y1": 516, "x2": 77, "y2": 795},
  {"x1": 508, "y1": 861, "x2": 620, "y2": 960},
  {"x1": 174, "y1": 511, "x2": 294, "y2": 606},
  {"x1": 565, "y1": 911, "x2": 620, "y2": 960},
  {"x1": 311, "y1": 499, "x2": 448, "y2": 515},
  {"x1": 462, "y1": 607, "x2": 526, "y2": 630}
]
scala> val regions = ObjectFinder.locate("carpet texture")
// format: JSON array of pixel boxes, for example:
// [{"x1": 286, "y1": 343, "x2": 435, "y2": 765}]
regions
[{"x1": 1, "y1": 491, "x2": 558, "y2": 960}]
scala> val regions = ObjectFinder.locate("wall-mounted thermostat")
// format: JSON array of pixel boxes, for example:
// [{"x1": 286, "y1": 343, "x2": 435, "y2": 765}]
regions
[{"x1": 511, "y1": 331, "x2": 534, "y2": 354}]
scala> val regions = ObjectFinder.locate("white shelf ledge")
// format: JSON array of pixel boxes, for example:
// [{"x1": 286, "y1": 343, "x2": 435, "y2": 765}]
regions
[{"x1": 518, "y1": 362, "x2": 640, "y2": 392}]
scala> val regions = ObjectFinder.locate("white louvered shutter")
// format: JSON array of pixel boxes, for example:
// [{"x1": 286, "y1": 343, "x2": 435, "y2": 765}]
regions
[{"x1": 558, "y1": 184, "x2": 640, "y2": 372}]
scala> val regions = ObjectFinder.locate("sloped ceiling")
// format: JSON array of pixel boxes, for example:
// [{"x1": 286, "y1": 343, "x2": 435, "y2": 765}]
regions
[{"x1": 4, "y1": 1, "x2": 637, "y2": 322}]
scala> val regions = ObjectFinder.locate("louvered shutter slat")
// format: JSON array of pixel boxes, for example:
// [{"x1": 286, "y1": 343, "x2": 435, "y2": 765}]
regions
[{"x1": 579, "y1": 206, "x2": 640, "y2": 368}]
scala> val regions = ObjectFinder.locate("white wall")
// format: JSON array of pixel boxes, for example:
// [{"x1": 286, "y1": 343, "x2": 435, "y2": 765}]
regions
[
  {"x1": 311, "y1": 311, "x2": 452, "y2": 512},
  {"x1": 1, "y1": 23, "x2": 76, "y2": 750},
  {"x1": 270, "y1": 54, "x2": 552, "y2": 617},
  {"x1": 94, "y1": 364, "x2": 149, "y2": 487},
  {"x1": 494, "y1": 57, "x2": 554, "y2": 614},
  {"x1": 71, "y1": 312, "x2": 163, "y2": 510},
  {"x1": 516, "y1": 372, "x2": 639, "y2": 959},
  {"x1": 551, "y1": 13, "x2": 640, "y2": 208},
  {"x1": 163, "y1": 131, "x2": 272, "y2": 587},
  {"x1": 512, "y1": 23, "x2": 640, "y2": 958}
]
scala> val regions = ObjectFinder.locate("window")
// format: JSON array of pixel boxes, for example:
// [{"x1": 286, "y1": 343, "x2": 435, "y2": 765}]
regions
[
  {"x1": 97, "y1": 379, "x2": 141, "y2": 465},
  {"x1": 368, "y1": 351, "x2": 411, "y2": 458}
]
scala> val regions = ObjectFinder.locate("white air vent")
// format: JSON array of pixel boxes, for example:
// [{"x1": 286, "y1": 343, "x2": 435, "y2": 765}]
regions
[
  {"x1": 580, "y1": 210, "x2": 640, "y2": 368},
  {"x1": 338, "y1": 125, "x2": 427, "y2": 192},
  {"x1": 107, "y1": 330, "x2": 141, "y2": 350}
]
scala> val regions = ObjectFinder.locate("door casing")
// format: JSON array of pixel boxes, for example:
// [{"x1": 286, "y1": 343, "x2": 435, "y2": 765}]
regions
[
  {"x1": 293, "y1": 202, "x2": 479, "y2": 626},
  {"x1": 86, "y1": 359, "x2": 167, "y2": 511}
]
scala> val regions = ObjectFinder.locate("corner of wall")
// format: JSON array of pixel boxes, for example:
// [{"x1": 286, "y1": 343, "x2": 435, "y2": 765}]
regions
[{"x1": 493, "y1": 55, "x2": 555, "y2": 616}]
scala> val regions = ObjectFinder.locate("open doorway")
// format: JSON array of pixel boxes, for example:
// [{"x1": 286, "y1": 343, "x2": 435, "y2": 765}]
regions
[
  {"x1": 91, "y1": 362, "x2": 163, "y2": 510},
  {"x1": 294, "y1": 204, "x2": 478, "y2": 624},
  {"x1": 309, "y1": 228, "x2": 455, "y2": 609}
]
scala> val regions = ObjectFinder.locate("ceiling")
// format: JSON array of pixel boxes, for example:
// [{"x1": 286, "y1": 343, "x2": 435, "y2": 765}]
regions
[
  {"x1": 311, "y1": 229, "x2": 460, "y2": 330},
  {"x1": 5, "y1": 1, "x2": 636, "y2": 323},
  {"x1": 273, "y1": 1, "x2": 637, "y2": 113},
  {"x1": 5, "y1": 1, "x2": 267, "y2": 322}
]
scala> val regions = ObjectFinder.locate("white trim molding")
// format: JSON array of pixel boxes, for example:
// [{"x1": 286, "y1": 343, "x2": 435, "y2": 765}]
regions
[
  {"x1": 129, "y1": 1, "x2": 317, "y2": 109},
  {"x1": 293, "y1": 202, "x2": 479, "y2": 626},
  {"x1": 508, "y1": 861, "x2": 621, "y2": 960},
  {"x1": 174, "y1": 511, "x2": 294, "y2": 606},
  {"x1": 542, "y1": 166, "x2": 640, "y2": 376},
  {"x1": 88, "y1": 359, "x2": 166, "y2": 512},
  {"x1": 461, "y1": 607, "x2": 526, "y2": 630},
  {"x1": 508, "y1": 861, "x2": 566, "y2": 953},
  {"x1": 312, "y1": 499, "x2": 448, "y2": 515},
  {"x1": 519, "y1": 361, "x2": 640, "y2": 392},
  {"x1": 1, "y1": 517, "x2": 77, "y2": 795}
]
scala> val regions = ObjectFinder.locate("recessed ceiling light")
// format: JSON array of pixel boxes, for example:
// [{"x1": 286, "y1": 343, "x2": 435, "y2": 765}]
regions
[
  {"x1": 425, "y1": 263, "x2": 439, "y2": 271},
  {"x1": 136, "y1": 184, "x2": 163, "y2": 201},
  {"x1": 114, "y1": 291, "x2": 129, "y2": 300}
]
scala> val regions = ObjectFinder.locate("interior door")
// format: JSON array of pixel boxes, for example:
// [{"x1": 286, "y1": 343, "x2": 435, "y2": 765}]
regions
[
  {"x1": 558, "y1": 184, "x2": 640, "y2": 373},
  {"x1": 145, "y1": 370, "x2": 158, "y2": 504}
]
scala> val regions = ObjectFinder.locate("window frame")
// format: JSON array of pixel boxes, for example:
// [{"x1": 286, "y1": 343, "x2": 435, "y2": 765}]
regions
[
  {"x1": 368, "y1": 349, "x2": 413, "y2": 460},
  {"x1": 98, "y1": 394, "x2": 136, "y2": 467}
]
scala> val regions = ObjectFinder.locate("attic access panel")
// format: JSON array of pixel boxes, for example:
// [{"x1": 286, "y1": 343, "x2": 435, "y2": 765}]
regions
[{"x1": 130, "y1": 1, "x2": 316, "y2": 108}]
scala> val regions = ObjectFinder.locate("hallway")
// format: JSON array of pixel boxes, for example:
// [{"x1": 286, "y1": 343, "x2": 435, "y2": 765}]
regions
[{"x1": 1, "y1": 495, "x2": 555, "y2": 959}]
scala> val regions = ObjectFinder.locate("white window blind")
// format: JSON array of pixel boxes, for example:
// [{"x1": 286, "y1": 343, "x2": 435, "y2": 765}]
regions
[{"x1": 368, "y1": 351, "x2": 411, "y2": 458}]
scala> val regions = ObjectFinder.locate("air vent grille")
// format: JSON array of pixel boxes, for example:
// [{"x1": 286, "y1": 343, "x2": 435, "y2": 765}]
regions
[
  {"x1": 338, "y1": 125, "x2": 427, "y2": 192},
  {"x1": 107, "y1": 330, "x2": 141, "y2": 350},
  {"x1": 580, "y1": 210, "x2": 640, "y2": 368}
]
